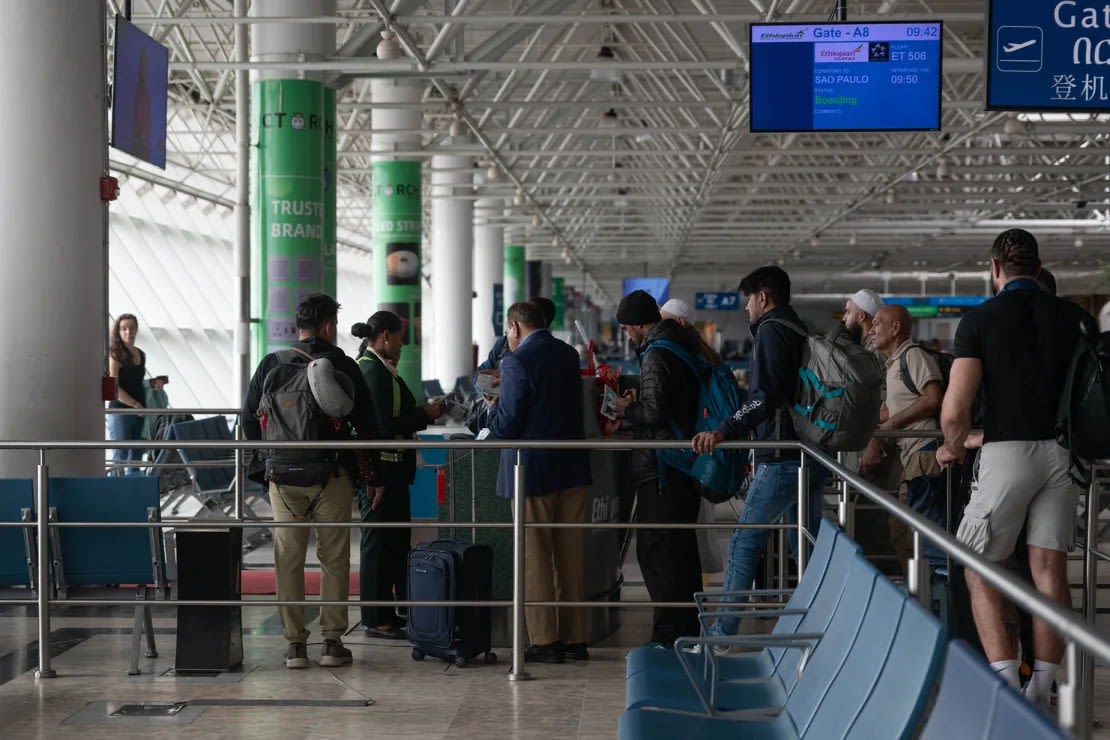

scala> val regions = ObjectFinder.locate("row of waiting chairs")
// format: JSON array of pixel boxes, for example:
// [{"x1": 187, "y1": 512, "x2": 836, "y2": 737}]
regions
[
  {"x1": 620, "y1": 518, "x2": 1066, "y2": 739},
  {"x1": 0, "y1": 477, "x2": 166, "y2": 676}
]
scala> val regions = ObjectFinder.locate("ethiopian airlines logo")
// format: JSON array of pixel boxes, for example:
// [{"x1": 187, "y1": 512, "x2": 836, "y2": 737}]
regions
[
  {"x1": 759, "y1": 29, "x2": 807, "y2": 40},
  {"x1": 814, "y1": 43, "x2": 869, "y2": 63}
]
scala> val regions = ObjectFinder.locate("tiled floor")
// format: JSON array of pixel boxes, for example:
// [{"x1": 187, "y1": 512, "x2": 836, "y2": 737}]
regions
[{"x1": 3, "y1": 522, "x2": 1110, "y2": 738}]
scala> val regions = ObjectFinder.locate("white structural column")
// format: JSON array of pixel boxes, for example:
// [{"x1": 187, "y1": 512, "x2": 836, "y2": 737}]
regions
[
  {"x1": 473, "y1": 197, "x2": 505, "y2": 360},
  {"x1": 251, "y1": 0, "x2": 333, "y2": 81},
  {"x1": 431, "y1": 154, "x2": 474, "y2": 387},
  {"x1": 0, "y1": 2, "x2": 104, "y2": 475}
]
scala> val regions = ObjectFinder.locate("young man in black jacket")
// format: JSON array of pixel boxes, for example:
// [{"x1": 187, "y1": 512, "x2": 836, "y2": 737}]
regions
[
  {"x1": 242, "y1": 294, "x2": 382, "y2": 669},
  {"x1": 612, "y1": 290, "x2": 704, "y2": 647},
  {"x1": 693, "y1": 266, "x2": 828, "y2": 636}
]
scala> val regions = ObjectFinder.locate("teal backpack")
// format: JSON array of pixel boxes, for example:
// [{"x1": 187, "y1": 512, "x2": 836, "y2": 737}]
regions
[{"x1": 643, "y1": 339, "x2": 748, "y2": 503}]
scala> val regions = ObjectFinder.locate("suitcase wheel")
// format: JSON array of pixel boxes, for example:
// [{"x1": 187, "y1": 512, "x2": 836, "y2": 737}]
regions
[
  {"x1": 484, "y1": 651, "x2": 498, "y2": 665},
  {"x1": 454, "y1": 656, "x2": 469, "y2": 669},
  {"x1": 412, "y1": 648, "x2": 425, "y2": 662}
]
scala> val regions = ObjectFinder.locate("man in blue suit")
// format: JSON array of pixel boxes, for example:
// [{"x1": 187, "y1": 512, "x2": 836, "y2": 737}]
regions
[{"x1": 487, "y1": 301, "x2": 593, "y2": 663}]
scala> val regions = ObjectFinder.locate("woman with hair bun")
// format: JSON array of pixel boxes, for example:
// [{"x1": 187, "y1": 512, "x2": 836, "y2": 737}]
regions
[{"x1": 353, "y1": 311, "x2": 445, "y2": 639}]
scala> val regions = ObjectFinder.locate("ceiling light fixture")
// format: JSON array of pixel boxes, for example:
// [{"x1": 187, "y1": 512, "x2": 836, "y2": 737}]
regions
[
  {"x1": 376, "y1": 30, "x2": 402, "y2": 61},
  {"x1": 513, "y1": 189, "x2": 525, "y2": 207},
  {"x1": 936, "y1": 159, "x2": 950, "y2": 178},
  {"x1": 450, "y1": 118, "x2": 467, "y2": 138}
]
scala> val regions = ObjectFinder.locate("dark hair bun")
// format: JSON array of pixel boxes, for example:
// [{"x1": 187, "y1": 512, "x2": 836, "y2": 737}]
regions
[{"x1": 351, "y1": 322, "x2": 370, "y2": 338}]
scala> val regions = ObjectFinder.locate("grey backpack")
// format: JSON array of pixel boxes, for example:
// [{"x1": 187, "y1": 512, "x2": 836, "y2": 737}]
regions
[
  {"x1": 767, "y1": 320, "x2": 884, "y2": 452},
  {"x1": 258, "y1": 347, "x2": 339, "y2": 487}
]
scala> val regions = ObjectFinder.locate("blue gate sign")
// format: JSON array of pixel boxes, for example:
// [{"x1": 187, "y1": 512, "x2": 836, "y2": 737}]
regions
[
  {"x1": 988, "y1": 0, "x2": 1110, "y2": 111},
  {"x1": 695, "y1": 292, "x2": 741, "y2": 311}
]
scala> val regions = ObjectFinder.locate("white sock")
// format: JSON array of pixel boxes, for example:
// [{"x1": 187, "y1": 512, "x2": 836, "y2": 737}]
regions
[
  {"x1": 990, "y1": 659, "x2": 1021, "y2": 688},
  {"x1": 1024, "y1": 660, "x2": 1059, "y2": 702}
]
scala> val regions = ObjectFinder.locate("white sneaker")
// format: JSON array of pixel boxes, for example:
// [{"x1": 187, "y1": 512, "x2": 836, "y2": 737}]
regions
[{"x1": 690, "y1": 643, "x2": 729, "y2": 656}]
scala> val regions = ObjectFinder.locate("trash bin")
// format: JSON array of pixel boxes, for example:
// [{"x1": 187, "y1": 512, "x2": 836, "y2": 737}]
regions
[{"x1": 174, "y1": 527, "x2": 243, "y2": 673}]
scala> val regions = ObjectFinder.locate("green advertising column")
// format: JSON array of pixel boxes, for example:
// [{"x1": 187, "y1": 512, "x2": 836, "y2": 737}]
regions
[
  {"x1": 551, "y1": 276, "x2": 566, "y2": 330},
  {"x1": 323, "y1": 86, "x2": 337, "y2": 298},
  {"x1": 251, "y1": 79, "x2": 325, "y2": 362},
  {"x1": 372, "y1": 160, "x2": 422, "y2": 394},
  {"x1": 503, "y1": 244, "x2": 525, "y2": 326}
]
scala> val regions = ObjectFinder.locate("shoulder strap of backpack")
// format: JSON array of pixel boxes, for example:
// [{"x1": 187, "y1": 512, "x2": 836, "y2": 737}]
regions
[
  {"x1": 899, "y1": 345, "x2": 923, "y2": 397},
  {"x1": 760, "y1": 316, "x2": 808, "y2": 339},
  {"x1": 286, "y1": 346, "x2": 315, "y2": 363},
  {"x1": 645, "y1": 338, "x2": 698, "y2": 376}
]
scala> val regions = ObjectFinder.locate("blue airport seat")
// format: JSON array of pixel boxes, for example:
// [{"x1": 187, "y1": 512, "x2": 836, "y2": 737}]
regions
[
  {"x1": 167, "y1": 416, "x2": 265, "y2": 521},
  {"x1": 920, "y1": 640, "x2": 1066, "y2": 740},
  {"x1": 821, "y1": 576, "x2": 945, "y2": 739},
  {"x1": 0, "y1": 479, "x2": 33, "y2": 588},
  {"x1": 626, "y1": 556, "x2": 879, "y2": 716},
  {"x1": 626, "y1": 519, "x2": 859, "y2": 684},
  {"x1": 49, "y1": 476, "x2": 164, "y2": 587},
  {"x1": 619, "y1": 551, "x2": 948, "y2": 739},
  {"x1": 48, "y1": 476, "x2": 166, "y2": 675}
]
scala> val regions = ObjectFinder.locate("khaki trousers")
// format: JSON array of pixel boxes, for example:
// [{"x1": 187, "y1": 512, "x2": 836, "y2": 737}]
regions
[
  {"x1": 520, "y1": 486, "x2": 589, "y2": 646},
  {"x1": 891, "y1": 451, "x2": 940, "y2": 577},
  {"x1": 269, "y1": 471, "x2": 354, "y2": 643}
]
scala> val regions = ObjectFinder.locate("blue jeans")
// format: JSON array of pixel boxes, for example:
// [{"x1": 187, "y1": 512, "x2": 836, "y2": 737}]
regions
[
  {"x1": 107, "y1": 412, "x2": 145, "y2": 474},
  {"x1": 710, "y1": 460, "x2": 829, "y2": 636}
]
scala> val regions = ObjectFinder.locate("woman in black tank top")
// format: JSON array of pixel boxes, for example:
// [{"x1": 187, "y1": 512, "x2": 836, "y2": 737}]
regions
[{"x1": 108, "y1": 314, "x2": 162, "y2": 472}]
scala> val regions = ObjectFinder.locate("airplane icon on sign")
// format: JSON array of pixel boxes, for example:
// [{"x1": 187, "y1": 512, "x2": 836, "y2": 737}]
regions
[
  {"x1": 996, "y1": 26, "x2": 1042, "y2": 72},
  {"x1": 1002, "y1": 39, "x2": 1037, "y2": 54}
]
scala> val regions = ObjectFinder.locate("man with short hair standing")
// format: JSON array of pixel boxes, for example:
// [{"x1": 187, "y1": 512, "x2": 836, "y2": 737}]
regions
[
  {"x1": 938, "y1": 229, "x2": 1097, "y2": 704},
  {"x1": 243, "y1": 294, "x2": 381, "y2": 670},
  {"x1": 868, "y1": 305, "x2": 945, "y2": 575},
  {"x1": 487, "y1": 301, "x2": 592, "y2": 663},
  {"x1": 693, "y1": 266, "x2": 827, "y2": 637}
]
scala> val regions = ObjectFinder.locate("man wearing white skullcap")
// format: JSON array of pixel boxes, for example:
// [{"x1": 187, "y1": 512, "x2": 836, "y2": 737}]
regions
[
  {"x1": 844, "y1": 289, "x2": 884, "y2": 351},
  {"x1": 660, "y1": 298, "x2": 695, "y2": 327}
]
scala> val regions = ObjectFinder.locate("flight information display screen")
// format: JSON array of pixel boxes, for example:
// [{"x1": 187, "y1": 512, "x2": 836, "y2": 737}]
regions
[{"x1": 749, "y1": 21, "x2": 943, "y2": 133}]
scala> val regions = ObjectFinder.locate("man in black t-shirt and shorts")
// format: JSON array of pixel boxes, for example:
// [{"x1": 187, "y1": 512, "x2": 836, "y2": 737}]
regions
[{"x1": 937, "y1": 228, "x2": 1097, "y2": 705}]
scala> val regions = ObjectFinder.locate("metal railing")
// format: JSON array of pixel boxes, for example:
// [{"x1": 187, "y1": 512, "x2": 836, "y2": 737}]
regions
[{"x1": 6, "y1": 431, "x2": 1110, "y2": 736}]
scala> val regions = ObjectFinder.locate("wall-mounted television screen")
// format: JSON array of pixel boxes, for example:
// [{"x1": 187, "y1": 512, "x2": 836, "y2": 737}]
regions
[
  {"x1": 111, "y1": 16, "x2": 169, "y2": 168},
  {"x1": 749, "y1": 21, "x2": 943, "y2": 133},
  {"x1": 622, "y1": 277, "x2": 670, "y2": 306}
]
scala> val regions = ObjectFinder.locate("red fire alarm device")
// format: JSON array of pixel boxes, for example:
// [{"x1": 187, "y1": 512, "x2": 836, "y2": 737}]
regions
[{"x1": 100, "y1": 176, "x2": 119, "y2": 202}]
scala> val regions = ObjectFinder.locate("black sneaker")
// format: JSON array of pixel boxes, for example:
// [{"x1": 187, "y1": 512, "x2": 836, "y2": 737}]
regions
[
  {"x1": 319, "y1": 639, "x2": 353, "y2": 667},
  {"x1": 365, "y1": 624, "x2": 406, "y2": 640},
  {"x1": 285, "y1": 642, "x2": 309, "y2": 669},
  {"x1": 563, "y1": 642, "x2": 590, "y2": 661},
  {"x1": 524, "y1": 642, "x2": 565, "y2": 664}
]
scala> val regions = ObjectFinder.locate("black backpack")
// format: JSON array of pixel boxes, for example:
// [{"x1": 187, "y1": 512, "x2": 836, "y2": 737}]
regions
[
  {"x1": 258, "y1": 347, "x2": 341, "y2": 487},
  {"x1": 899, "y1": 344, "x2": 985, "y2": 427},
  {"x1": 1057, "y1": 325, "x2": 1110, "y2": 485}
]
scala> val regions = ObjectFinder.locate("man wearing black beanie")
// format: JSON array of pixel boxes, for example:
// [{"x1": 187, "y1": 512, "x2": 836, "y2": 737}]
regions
[{"x1": 612, "y1": 289, "x2": 704, "y2": 647}]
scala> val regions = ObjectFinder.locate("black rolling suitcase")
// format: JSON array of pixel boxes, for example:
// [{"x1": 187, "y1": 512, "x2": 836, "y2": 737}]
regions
[{"x1": 406, "y1": 539, "x2": 497, "y2": 668}]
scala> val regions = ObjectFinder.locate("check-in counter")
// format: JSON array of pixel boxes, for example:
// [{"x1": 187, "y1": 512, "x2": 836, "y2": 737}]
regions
[
  {"x1": 437, "y1": 445, "x2": 626, "y2": 645},
  {"x1": 432, "y1": 376, "x2": 628, "y2": 645}
]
